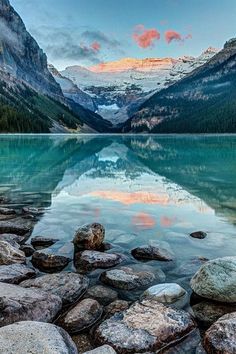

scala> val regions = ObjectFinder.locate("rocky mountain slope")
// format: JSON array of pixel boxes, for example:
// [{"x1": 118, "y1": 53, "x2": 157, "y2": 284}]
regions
[
  {"x1": 0, "y1": 0, "x2": 110, "y2": 133},
  {"x1": 124, "y1": 39, "x2": 236, "y2": 133},
  {"x1": 61, "y1": 49, "x2": 217, "y2": 125}
]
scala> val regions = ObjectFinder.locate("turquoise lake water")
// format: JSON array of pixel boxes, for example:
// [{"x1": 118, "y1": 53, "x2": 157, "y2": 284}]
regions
[{"x1": 0, "y1": 134, "x2": 236, "y2": 299}]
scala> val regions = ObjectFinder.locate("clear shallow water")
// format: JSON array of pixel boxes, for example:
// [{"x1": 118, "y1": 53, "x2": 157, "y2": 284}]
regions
[{"x1": 1, "y1": 134, "x2": 236, "y2": 296}]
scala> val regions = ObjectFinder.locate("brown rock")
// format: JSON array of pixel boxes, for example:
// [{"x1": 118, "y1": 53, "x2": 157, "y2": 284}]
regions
[
  {"x1": 75, "y1": 250, "x2": 122, "y2": 271},
  {"x1": 73, "y1": 223, "x2": 105, "y2": 251},
  {"x1": 0, "y1": 241, "x2": 26, "y2": 265},
  {"x1": 131, "y1": 245, "x2": 174, "y2": 261},
  {"x1": 32, "y1": 250, "x2": 71, "y2": 273},
  {"x1": 104, "y1": 300, "x2": 130, "y2": 319},
  {"x1": 85, "y1": 285, "x2": 118, "y2": 305}
]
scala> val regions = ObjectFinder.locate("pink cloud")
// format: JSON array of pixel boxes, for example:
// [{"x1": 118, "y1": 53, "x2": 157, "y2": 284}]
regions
[
  {"x1": 165, "y1": 30, "x2": 192, "y2": 44},
  {"x1": 91, "y1": 41, "x2": 101, "y2": 52},
  {"x1": 133, "y1": 25, "x2": 160, "y2": 48}
]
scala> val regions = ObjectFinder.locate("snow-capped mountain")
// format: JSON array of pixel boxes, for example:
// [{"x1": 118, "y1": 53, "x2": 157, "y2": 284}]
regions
[{"x1": 61, "y1": 48, "x2": 218, "y2": 125}]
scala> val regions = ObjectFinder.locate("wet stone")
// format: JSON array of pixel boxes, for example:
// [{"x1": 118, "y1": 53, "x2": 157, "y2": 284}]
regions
[
  {"x1": 131, "y1": 245, "x2": 174, "y2": 261},
  {"x1": 73, "y1": 223, "x2": 105, "y2": 251},
  {"x1": 0, "y1": 207, "x2": 16, "y2": 216},
  {"x1": 21, "y1": 272, "x2": 89, "y2": 306},
  {"x1": 100, "y1": 266, "x2": 156, "y2": 290},
  {"x1": 75, "y1": 250, "x2": 122, "y2": 271},
  {"x1": 0, "y1": 264, "x2": 36, "y2": 284},
  {"x1": 84, "y1": 345, "x2": 117, "y2": 354},
  {"x1": 0, "y1": 233, "x2": 22, "y2": 248},
  {"x1": 0, "y1": 321, "x2": 78, "y2": 354},
  {"x1": 95, "y1": 299, "x2": 196, "y2": 353},
  {"x1": 0, "y1": 217, "x2": 33, "y2": 236},
  {"x1": 84, "y1": 285, "x2": 118, "y2": 305},
  {"x1": 20, "y1": 244, "x2": 35, "y2": 257},
  {"x1": 0, "y1": 241, "x2": 26, "y2": 265},
  {"x1": 175, "y1": 257, "x2": 209, "y2": 277},
  {"x1": 22, "y1": 207, "x2": 44, "y2": 216},
  {"x1": 204, "y1": 312, "x2": 236, "y2": 354},
  {"x1": 31, "y1": 250, "x2": 71, "y2": 273},
  {"x1": 59, "y1": 298, "x2": 103, "y2": 334},
  {"x1": 31, "y1": 236, "x2": 59, "y2": 249},
  {"x1": 0, "y1": 282, "x2": 62, "y2": 326},
  {"x1": 190, "y1": 231, "x2": 207, "y2": 239},
  {"x1": 104, "y1": 300, "x2": 130, "y2": 319}
]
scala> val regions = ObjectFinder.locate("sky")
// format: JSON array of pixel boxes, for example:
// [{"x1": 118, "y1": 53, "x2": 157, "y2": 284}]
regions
[{"x1": 11, "y1": 0, "x2": 236, "y2": 70}]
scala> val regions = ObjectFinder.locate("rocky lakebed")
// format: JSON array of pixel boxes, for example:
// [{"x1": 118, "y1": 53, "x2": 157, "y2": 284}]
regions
[{"x1": 0, "y1": 200, "x2": 235, "y2": 354}]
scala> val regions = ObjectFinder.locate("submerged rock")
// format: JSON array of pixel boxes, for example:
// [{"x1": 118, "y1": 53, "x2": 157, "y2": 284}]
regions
[
  {"x1": 0, "y1": 241, "x2": 26, "y2": 265},
  {"x1": 0, "y1": 321, "x2": 78, "y2": 354},
  {"x1": 190, "y1": 231, "x2": 207, "y2": 239},
  {"x1": 84, "y1": 346, "x2": 117, "y2": 354},
  {"x1": 191, "y1": 256, "x2": 236, "y2": 303},
  {"x1": 175, "y1": 257, "x2": 209, "y2": 276},
  {"x1": 95, "y1": 299, "x2": 196, "y2": 353},
  {"x1": 73, "y1": 223, "x2": 105, "y2": 251},
  {"x1": 0, "y1": 282, "x2": 62, "y2": 326},
  {"x1": 32, "y1": 250, "x2": 71, "y2": 272},
  {"x1": 204, "y1": 312, "x2": 236, "y2": 353},
  {"x1": 31, "y1": 236, "x2": 59, "y2": 249},
  {"x1": 85, "y1": 285, "x2": 118, "y2": 305},
  {"x1": 100, "y1": 267, "x2": 155, "y2": 290},
  {"x1": 131, "y1": 245, "x2": 174, "y2": 261},
  {"x1": 75, "y1": 250, "x2": 122, "y2": 271},
  {"x1": 192, "y1": 301, "x2": 236, "y2": 328},
  {"x1": 0, "y1": 264, "x2": 36, "y2": 284},
  {"x1": 141, "y1": 283, "x2": 188, "y2": 308},
  {"x1": 59, "y1": 298, "x2": 103, "y2": 334},
  {"x1": 21, "y1": 272, "x2": 89, "y2": 306}
]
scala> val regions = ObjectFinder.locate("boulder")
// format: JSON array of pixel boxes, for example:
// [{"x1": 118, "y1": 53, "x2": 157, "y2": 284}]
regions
[
  {"x1": 31, "y1": 236, "x2": 59, "y2": 249},
  {"x1": 0, "y1": 264, "x2": 36, "y2": 284},
  {"x1": 0, "y1": 207, "x2": 16, "y2": 216},
  {"x1": 0, "y1": 218, "x2": 33, "y2": 236},
  {"x1": 75, "y1": 250, "x2": 122, "y2": 271},
  {"x1": 131, "y1": 245, "x2": 174, "y2": 261},
  {"x1": 141, "y1": 283, "x2": 188, "y2": 308},
  {"x1": 73, "y1": 223, "x2": 105, "y2": 251},
  {"x1": 84, "y1": 346, "x2": 117, "y2": 354},
  {"x1": 204, "y1": 312, "x2": 236, "y2": 354},
  {"x1": 0, "y1": 241, "x2": 26, "y2": 265},
  {"x1": 190, "y1": 231, "x2": 207, "y2": 239},
  {"x1": 104, "y1": 300, "x2": 130, "y2": 319},
  {"x1": 100, "y1": 267, "x2": 156, "y2": 290},
  {"x1": 0, "y1": 321, "x2": 78, "y2": 354},
  {"x1": 0, "y1": 233, "x2": 27, "y2": 245},
  {"x1": 192, "y1": 301, "x2": 236, "y2": 328},
  {"x1": 59, "y1": 298, "x2": 103, "y2": 334},
  {"x1": 84, "y1": 285, "x2": 118, "y2": 305},
  {"x1": 0, "y1": 282, "x2": 62, "y2": 326},
  {"x1": 20, "y1": 244, "x2": 35, "y2": 257},
  {"x1": 191, "y1": 256, "x2": 236, "y2": 303},
  {"x1": 95, "y1": 299, "x2": 196, "y2": 353},
  {"x1": 21, "y1": 272, "x2": 89, "y2": 306},
  {"x1": 32, "y1": 250, "x2": 71, "y2": 272}
]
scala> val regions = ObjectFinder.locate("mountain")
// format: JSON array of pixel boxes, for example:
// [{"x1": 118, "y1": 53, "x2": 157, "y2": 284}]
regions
[
  {"x1": 61, "y1": 49, "x2": 217, "y2": 125},
  {"x1": 124, "y1": 39, "x2": 236, "y2": 133},
  {"x1": 0, "y1": 0, "x2": 109, "y2": 133}
]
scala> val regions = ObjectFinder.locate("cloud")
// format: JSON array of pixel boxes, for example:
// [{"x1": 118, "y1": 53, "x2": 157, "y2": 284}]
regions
[
  {"x1": 81, "y1": 30, "x2": 121, "y2": 49},
  {"x1": 133, "y1": 25, "x2": 160, "y2": 48},
  {"x1": 165, "y1": 30, "x2": 192, "y2": 44},
  {"x1": 91, "y1": 41, "x2": 101, "y2": 52}
]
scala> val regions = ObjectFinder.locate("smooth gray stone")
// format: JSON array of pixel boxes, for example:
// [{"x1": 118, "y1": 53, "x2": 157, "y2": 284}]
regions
[
  {"x1": 0, "y1": 321, "x2": 78, "y2": 354},
  {"x1": 83, "y1": 345, "x2": 116, "y2": 354},
  {"x1": 0, "y1": 264, "x2": 36, "y2": 284}
]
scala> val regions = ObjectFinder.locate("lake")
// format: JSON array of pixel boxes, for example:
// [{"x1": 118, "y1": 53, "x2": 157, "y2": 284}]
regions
[{"x1": 0, "y1": 134, "x2": 236, "y2": 302}]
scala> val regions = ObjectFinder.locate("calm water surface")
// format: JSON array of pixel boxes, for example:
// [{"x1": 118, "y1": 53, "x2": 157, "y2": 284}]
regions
[{"x1": 0, "y1": 134, "x2": 236, "y2": 298}]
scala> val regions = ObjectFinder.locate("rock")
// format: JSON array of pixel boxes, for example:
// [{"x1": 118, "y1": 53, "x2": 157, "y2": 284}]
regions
[
  {"x1": 21, "y1": 272, "x2": 89, "y2": 306},
  {"x1": 131, "y1": 245, "x2": 174, "y2": 261},
  {"x1": 0, "y1": 233, "x2": 28, "y2": 245},
  {"x1": 100, "y1": 267, "x2": 155, "y2": 290},
  {"x1": 22, "y1": 207, "x2": 44, "y2": 215},
  {"x1": 195, "y1": 343, "x2": 207, "y2": 354},
  {"x1": 192, "y1": 301, "x2": 236, "y2": 328},
  {"x1": 95, "y1": 299, "x2": 196, "y2": 353},
  {"x1": 72, "y1": 333, "x2": 93, "y2": 352},
  {"x1": 98, "y1": 242, "x2": 112, "y2": 251},
  {"x1": 31, "y1": 236, "x2": 59, "y2": 249},
  {"x1": 0, "y1": 321, "x2": 78, "y2": 354},
  {"x1": 59, "y1": 298, "x2": 103, "y2": 334},
  {"x1": 161, "y1": 329, "x2": 201, "y2": 354},
  {"x1": 84, "y1": 345, "x2": 117, "y2": 354},
  {"x1": 0, "y1": 207, "x2": 16, "y2": 215},
  {"x1": 190, "y1": 256, "x2": 236, "y2": 303},
  {"x1": 0, "y1": 218, "x2": 33, "y2": 236},
  {"x1": 20, "y1": 244, "x2": 35, "y2": 257},
  {"x1": 73, "y1": 223, "x2": 105, "y2": 251},
  {"x1": 190, "y1": 231, "x2": 207, "y2": 239},
  {"x1": 175, "y1": 257, "x2": 209, "y2": 276},
  {"x1": 141, "y1": 283, "x2": 188, "y2": 308},
  {"x1": 32, "y1": 250, "x2": 71, "y2": 272},
  {"x1": 204, "y1": 312, "x2": 236, "y2": 353},
  {"x1": 75, "y1": 250, "x2": 122, "y2": 271},
  {"x1": 0, "y1": 264, "x2": 36, "y2": 284},
  {"x1": 0, "y1": 241, "x2": 26, "y2": 265},
  {"x1": 0, "y1": 282, "x2": 62, "y2": 326},
  {"x1": 104, "y1": 300, "x2": 130, "y2": 319},
  {"x1": 85, "y1": 285, "x2": 118, "y2": 305}
]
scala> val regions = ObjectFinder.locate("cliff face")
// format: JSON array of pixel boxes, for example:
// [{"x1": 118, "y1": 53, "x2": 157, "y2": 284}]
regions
[
  {"x1": 126, "y1": 39, "x2": 236, "y2": 133},
  {"x1": 0, "y1": 0, "x2": 63, "y2": 100}
]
